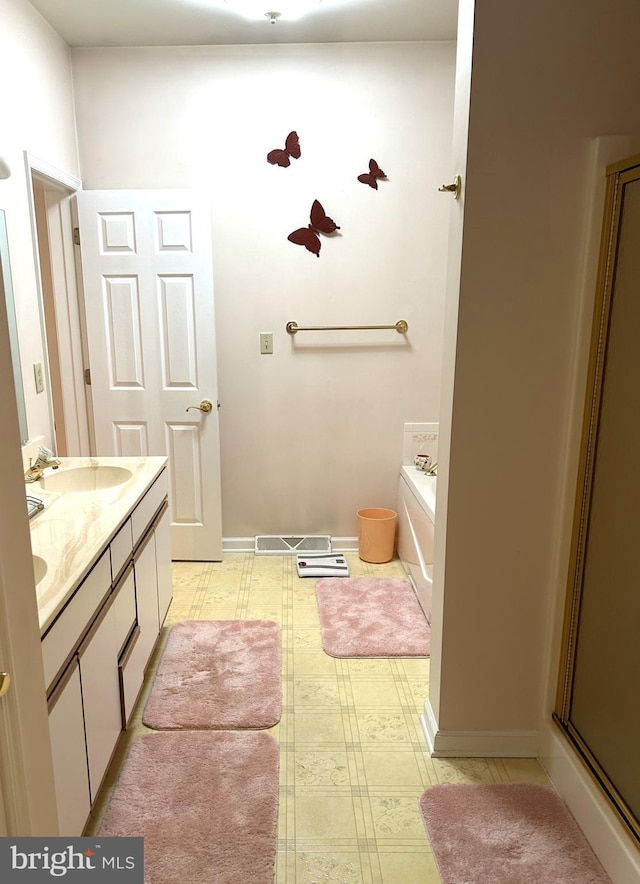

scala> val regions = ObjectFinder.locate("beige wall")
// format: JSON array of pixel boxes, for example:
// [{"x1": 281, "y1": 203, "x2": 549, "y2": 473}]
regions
[
  {"x1": 430, "y1": 0, "x2": 640, "y2": 875},
  {"x1": 0, "y1": 0, "x2": 77, "y2": 833},
  {"x1": 70, "y1": 42, "x2": 456, "y2": 540},
  {"x1": 0, "y1": 0, "x2": 79, "y2": 447},
  {"x1": 435, "y1": 0, "x2": 640, "y2": 732}
]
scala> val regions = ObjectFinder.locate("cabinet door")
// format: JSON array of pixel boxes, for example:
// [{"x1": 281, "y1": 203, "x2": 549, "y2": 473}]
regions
[
  {"x1": 48, "y1": 659, "x2": 91, "y2": 836},
  {"x1": 78, "y1": 602, "x2": 122, "y2": 801},
  {"x1": 119, "y1": 628, "x2": 146, "y2": 726},
  {"x1": 135, "y1": 528, "x2": 161, "y2": 663},
  {"x1": 155, "y1": 507, "x2": 173, "y2": 626}
]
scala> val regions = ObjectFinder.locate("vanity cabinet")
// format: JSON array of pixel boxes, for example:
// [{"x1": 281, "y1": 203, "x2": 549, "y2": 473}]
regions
[{"x1": 42, "y1": 468, "x2": 172, "y2": 834}]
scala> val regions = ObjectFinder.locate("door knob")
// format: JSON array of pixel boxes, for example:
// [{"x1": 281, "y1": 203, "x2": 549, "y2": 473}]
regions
[
  {"x1": 0, "y1": 672, "x2": 11, "y2": 699},
  {"x1": 185, "y1": 399, "x2": 213, "y2": 413}
]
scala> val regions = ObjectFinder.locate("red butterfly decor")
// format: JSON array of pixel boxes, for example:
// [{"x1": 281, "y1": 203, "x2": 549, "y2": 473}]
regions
[
  {"x1": 287, "y1": 200, "x2": 340, "y2": 257},
  {"x1": 358, "y1": 158, "x2": 387, "y2": 189},
  {"x1": 267, "y1": 131, "x2": 301, "y2": 167}
]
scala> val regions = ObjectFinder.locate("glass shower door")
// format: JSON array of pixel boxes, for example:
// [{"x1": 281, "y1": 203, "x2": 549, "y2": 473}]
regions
[{"x1": 555, "y1": 157, "x2": 640, "y2": 844}]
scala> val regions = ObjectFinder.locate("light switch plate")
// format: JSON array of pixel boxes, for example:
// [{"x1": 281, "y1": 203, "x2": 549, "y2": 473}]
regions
[{"x1": 260, "y1": 333, "x2": 273, "y2": 355}]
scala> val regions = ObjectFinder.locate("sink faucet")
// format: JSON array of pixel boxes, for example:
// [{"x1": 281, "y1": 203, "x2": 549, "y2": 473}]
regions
[{"x1": 24, "y1": 447, "x2": 61, "y2": 483}]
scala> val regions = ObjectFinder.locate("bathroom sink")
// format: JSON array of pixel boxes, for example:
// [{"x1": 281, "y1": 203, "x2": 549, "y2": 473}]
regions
[
  {"x1": 39, "y1": 465, "x2": 133, "y2": 493},
  {"x1": 33, "y1": 555, "x2": 47, "y2": 585}
]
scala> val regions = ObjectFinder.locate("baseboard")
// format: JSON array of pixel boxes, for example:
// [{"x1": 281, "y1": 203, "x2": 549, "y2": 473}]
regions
[
  {"x1": 222, "y1": 537, "x2": 255, "y2": 552},
  {"x1": 420, "y1": 698, "x2": 439, "y2": 754},
  {"x1": 329, "y1": 537, "x2": 358, "y2": 552},
  {"x1": 421, "y1": 699, "x2": 539, "y2": 757},
  {"x1": 222, "y1": 536, "x2": 358, "y2": 553}
]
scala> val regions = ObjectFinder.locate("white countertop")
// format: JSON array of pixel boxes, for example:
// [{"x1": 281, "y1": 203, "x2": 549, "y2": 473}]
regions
[
  {"x1": 28, "y1": 456, "x2": 167, "y2": 635},
  {"x1": 400, "y1": 465, "x2": 437, "y2": 521}
]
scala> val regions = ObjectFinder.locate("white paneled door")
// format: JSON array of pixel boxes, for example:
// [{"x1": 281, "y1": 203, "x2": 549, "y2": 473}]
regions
[{"x1": 76, "y1": 190, "x2": 222, "y2": 560}]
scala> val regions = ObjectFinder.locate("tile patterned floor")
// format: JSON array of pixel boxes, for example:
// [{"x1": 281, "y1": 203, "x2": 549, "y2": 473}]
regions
[{"x1": 86, "y1": 552, "x2": 551, "y2": 883}]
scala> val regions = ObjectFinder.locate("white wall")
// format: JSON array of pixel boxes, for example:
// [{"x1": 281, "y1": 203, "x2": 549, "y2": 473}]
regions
[
  {"x1": 70, "y1": 42, "x2": 455, "y2": 540},
  {"x1": 0, "y1": 0, "x2": 79, "y2": 448}
]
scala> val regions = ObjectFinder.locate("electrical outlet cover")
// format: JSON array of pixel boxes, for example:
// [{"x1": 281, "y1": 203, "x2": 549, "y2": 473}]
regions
[{"x1": 33, "y1": 362, "x2": 44, "y2": 394}]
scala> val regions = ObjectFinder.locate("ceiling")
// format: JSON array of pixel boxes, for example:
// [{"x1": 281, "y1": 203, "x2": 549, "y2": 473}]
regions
[{"x1": 27, "y1": 0, "x2": 458, "y2": 48}]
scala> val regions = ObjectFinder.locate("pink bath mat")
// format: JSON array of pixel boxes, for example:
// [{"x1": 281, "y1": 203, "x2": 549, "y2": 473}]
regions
[
  {"x1": 419, "y1": 783, "x2": 611, "y2": 883},
  {"x1": 143, "y1": 620, "x2": 281, "y2": 729},
  {"x1": 99, "y1": 730, "x2": 279, "y2": 884},
  {"x1": 315, "y1": 577, "x2": 430, "y2": 656}
]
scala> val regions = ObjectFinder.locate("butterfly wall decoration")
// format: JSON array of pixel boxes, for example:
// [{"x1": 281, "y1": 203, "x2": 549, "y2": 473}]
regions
[
  {"x1": 357, "y1": 158, "x2": 387, "y2": 189},
  {"x1": 267, "y1": 131, "x2": 301, "y2": 167},
  {"x1": 288, "y1": 200, "x2": 340, "y2": 257}
]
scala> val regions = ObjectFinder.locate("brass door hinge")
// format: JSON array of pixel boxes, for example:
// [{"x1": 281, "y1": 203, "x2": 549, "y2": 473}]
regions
[
  {"x1": 73, "y1": 227, "x2": 80, "y2": 246},
  {"x1": 84, "y1": 368, "x2": 91, "y2": 386}
]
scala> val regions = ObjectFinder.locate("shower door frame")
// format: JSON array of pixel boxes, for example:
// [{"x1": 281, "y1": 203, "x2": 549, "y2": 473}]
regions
[{"x1": 554, "y1": 152, "x2": 640, "y2": 845}]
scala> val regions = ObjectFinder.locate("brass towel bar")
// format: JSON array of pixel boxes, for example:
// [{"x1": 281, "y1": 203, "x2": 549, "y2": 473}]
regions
[{"x1": 286, "y1": 320, "x2": 408, "y2": 335}]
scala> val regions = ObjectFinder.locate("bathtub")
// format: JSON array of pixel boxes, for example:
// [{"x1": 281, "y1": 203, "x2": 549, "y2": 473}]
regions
[{"x1": 397, "y1": 465, "x2": 436, "y2": 623}]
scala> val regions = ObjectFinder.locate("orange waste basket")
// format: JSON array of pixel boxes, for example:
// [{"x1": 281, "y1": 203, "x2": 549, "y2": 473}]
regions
[{"x1": 357, "y1": 508, "x2": 397, "y2": 563}]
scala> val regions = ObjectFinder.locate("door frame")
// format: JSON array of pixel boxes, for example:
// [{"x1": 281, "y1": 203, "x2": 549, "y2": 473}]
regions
[{"x1": 24, "y1": 152, "x2": 90, "y2": 456}]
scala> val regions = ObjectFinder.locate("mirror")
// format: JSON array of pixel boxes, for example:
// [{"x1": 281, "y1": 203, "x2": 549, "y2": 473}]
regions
[{"x1": 0, "y1": 210, "x2": 29, "y2": 444}]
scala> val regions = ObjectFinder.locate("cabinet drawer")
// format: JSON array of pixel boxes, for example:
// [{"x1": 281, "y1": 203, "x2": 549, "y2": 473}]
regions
[
  {"x1": 113, "y1": 565, "x2": 136, "y2": 655},
  {"x1": 118, "y1": 627, "x2": 146, "y2": 726},
  {"x1": 42, "y1": 552, "x2": 111, "y2": 692},
  {"x1": 110, "y1": 518, "x2": 133, "y2": 584},
  {"x1": 132, "y1": 471, "x2": 167, "y2": 548}
]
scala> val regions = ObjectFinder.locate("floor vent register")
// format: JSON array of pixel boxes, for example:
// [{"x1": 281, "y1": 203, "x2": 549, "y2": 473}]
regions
[{"x1": 254, "y1": 535, "x2": 332, "y2": 555}]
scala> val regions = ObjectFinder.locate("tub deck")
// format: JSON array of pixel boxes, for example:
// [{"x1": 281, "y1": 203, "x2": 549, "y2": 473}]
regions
[{"x1": 400, "y1": 465, "x2": 436, "y2": 519}]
